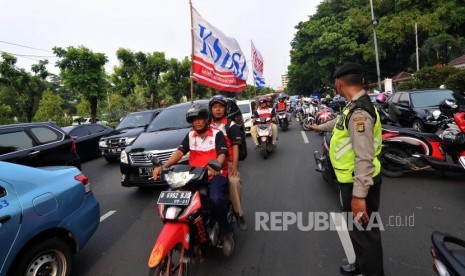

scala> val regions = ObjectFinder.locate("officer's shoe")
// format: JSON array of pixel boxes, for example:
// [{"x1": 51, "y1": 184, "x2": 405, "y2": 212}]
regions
[
  {"x1": 339, "y1": 263, "x2": 361, "y2": 276},
  {"x1": 221, "y1": 233, "x2": 235, "y2": 256}
]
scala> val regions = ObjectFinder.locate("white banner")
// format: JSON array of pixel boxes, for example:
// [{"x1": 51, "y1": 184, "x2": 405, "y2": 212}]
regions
[{"x1": 191, "y1": 6, "x2": 248, "y2": 92}]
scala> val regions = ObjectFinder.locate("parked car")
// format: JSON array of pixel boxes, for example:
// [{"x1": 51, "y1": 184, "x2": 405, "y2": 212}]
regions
[
  {"x1": 388, "y1": 89, "x2": 465, "y2": 132},
  {"x1": 237, "y1": 99, "x2": 253, "y2": 135},
  {"x1": 0, "y1": 122, "x2": 81, "y2": 169},
  {"x1": 99, "y1": 109, "x2": 164, "y2": 162},
  {"x1": 62, "y1": 124, "x2": 113, "y2": 161},
  {"x1": 0, "y1": 161, "x2": 100, "y2": 276},
  {"x1": 120, "y1": 99, "x2": 246, "y2": 188}
]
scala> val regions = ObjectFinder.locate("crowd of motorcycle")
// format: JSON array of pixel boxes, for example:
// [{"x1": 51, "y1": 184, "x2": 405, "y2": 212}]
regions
[{"x1": 288, "y1": 93, "x2": 465, "y2": 276}]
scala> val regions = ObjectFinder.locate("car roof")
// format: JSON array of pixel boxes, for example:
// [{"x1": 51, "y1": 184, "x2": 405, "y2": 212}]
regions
[
  {"x1": 164, "y1": 99, "x2": 209, "y2": 110},
  {"x1": 236, "y1": 100, "x2": 251, "y2": 104},
  {"x1": 0, "y1": 121, "x2": 58, "y2": 129},
  {"x1": 397, "y1": 89, "x2": 454, "y2": 94}
]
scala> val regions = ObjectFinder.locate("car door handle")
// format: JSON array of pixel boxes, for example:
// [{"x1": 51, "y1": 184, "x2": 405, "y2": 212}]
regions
[
  {"x1": 0, "y1": 215, "x2": 10, "y2": 223},
  {"x1": 28, "y1": 151, "x2": 40, "y2": 157}
]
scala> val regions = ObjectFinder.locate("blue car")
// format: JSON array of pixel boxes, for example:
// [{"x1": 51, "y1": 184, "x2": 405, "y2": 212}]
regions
[{"x1": 0, "y1": 161, "x2": 100, "y2": 276}]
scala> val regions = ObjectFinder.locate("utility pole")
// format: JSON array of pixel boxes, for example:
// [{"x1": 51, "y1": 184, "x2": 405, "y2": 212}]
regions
[
  {"x1": 370, "y1": 0, "x2": 382, "y2": 92},
  {"x1": 415, "y1": 22, "x2": 420, "y2": 71}
]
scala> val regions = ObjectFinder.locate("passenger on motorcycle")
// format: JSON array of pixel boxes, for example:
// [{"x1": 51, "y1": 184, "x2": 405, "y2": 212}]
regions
[
  {"x1": 251, "y1": 97, "x2": 278, "y2": 149},
  {"x1": 276, "y1": 96, "x2": 287, "y2": 113},
  {"x1": 209, "y1": 95, "x2": 247, "y2": 231},
  {"x1": 152, "y1": 103, "x2": 235, "y2": 256}
]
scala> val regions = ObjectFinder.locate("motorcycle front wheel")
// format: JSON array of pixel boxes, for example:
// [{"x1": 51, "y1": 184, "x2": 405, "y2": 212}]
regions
[
  {"x1": 261, "y1": 141, "x2": 268, "y2": 159},
  {"x1": 149, "y1": 244, "x2": 199, "y2": 276},
  {"x1": 302, "y1": 117, "x2": 314, "y2": 131}
]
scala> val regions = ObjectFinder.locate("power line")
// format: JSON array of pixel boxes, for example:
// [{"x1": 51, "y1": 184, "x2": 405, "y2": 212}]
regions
[
  {"x1": 0, "y1": 50, "x2": 42, "y2": 61},
  {"x1": 0, "y1": 50, "x2": 56, "y2": 58},
  {"x1": 0, "y1": 40, "x2": 53, "y2": 53}
]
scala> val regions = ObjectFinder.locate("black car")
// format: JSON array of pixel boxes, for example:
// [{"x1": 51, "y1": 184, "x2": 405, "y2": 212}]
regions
[
  {"x1": 120, "y1": 100, "x2": 247, "y2": 188},
  {"x1": 0, "y1": 122, "x2": 81, "y2": 169},
  {"x1": 99, "y1": 109, "x2": 164, "y2": 162},
  {"x1": 62, "y1": 124, "x2": 113, "y2": 161},
  {"x1": 388, "y1": 89, "x2": 465, "y2": 132}
]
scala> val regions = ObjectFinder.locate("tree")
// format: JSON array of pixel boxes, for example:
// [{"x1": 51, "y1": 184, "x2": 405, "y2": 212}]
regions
[
  {"x1": 160, "y1": 57, "x2": 191, "y2": 103},
  {"x1": 445, "y1": 70, "x2": 465, "y2": 96},
  {"x1": 0, "y1": 53, "x2": 49, "y2": 122},
  {"x1": 134, "y1": 51, "x2": 168, "y2": 109},
  {"x1": 54, "y1": 46, "x2": 108, "y2": 123},
  {"x1": 110, "y1": 48, "x2": 138, "y2": 97},
  {"x1": 34, "y1": 89, "x2": 66, "y2": 125}
]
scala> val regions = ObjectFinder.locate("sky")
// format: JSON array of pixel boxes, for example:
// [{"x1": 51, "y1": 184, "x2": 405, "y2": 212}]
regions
[{"x1": 0, "y1": 0, "x2": 321, "y2": 89}]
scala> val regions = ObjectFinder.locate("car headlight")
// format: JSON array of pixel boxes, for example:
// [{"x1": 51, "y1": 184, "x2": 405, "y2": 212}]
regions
[
  {"x1": 99, "y1": 141, "x2": 107, "y2": 147},
  {"x1": 120, "y1": 150, "x2": 129, "y2": 164},
  {"x1": 125, "y1": 137, "x2": 137, "y2": 145}
]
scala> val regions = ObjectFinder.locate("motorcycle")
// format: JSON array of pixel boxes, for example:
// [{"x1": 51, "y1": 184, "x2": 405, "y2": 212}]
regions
[
  {"x1": 380, "y1": 111, "x2": 465, "y2": 177},
  {"x1": 313, "y1": 132, "x2": 344, "y2": 209},
  {"x1": 302, "y1": 100, "x2": 319, "y2": 131},
  {"x1": 430, "y1": 231, "x2": 465, "y2": 276},
  {"x1": 147, "y1": 158, "x2": 234, "y2": 275},
  {"x1": 276, "y1": 110, "x2": 290, "y2": 131},
  {"x1": 315, "y1": 105, "x2": 336, "y2": 135},
  {"x1": 254, "y1": 117, "x2": 274, "y2": 159}
]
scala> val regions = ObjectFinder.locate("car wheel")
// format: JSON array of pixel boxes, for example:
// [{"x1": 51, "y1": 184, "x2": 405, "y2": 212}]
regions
[
  {"x1": 10, "y1": 238, "x2": 72, "y2": 276},
  {"x1": 412, "y1": 120, "x2": 424, "y2": 132}
]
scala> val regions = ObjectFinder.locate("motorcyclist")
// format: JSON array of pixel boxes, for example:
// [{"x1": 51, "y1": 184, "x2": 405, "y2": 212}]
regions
[
  {"x1": 152, "y1": 103, "x2": 235, "y2": 256},
  {"x1": 251, "y1": 97, "x2": 278, "y2": 149},
  {"x1": 209, "y1": 95, "x2": 247, "y2": 231},
  {"x1": 276, "y1": 96, "x2": 287, "y2": 113}
]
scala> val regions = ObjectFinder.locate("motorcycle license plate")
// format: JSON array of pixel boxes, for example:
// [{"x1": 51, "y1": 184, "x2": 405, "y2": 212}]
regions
[
  {"x1": 459, "y1": 156, "x2": 465, "y2": 170},
  {"x1": 157, "y1": 191, "x2": 191, "y2": 206}
]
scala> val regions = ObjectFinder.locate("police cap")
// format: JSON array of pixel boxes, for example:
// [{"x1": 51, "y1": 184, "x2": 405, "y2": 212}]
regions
[{"x1": 332, "y1": 62, "x2": 363, "y2": 79}]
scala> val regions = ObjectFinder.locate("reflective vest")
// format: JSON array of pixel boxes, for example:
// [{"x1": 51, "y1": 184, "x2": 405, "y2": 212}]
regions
[{"x1": 329, "y1": 105, "x2": 382, "y2": 183}]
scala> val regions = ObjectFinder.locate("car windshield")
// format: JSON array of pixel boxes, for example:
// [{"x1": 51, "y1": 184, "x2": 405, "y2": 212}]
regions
[
  {"x1": 238, "y1": 103, "x2": 251, "y2": 114},
  {"x1": 117, "y1": 112, "x2": 153, "y2": 130},
  {"x1": 61, "y1": 126, "x2": 75, "y2": 133},
  {"x1": 146, "y1": 105, "x2": 191, "y2": 132},
  {"x1": 410, "y1": 90, "x2": 465, "y2": 108}
]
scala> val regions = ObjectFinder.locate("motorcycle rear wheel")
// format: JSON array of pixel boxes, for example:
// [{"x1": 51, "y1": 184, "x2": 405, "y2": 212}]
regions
[
  {"x1": 380, "y1": 147, "x2": 408, "y2": 177},
  {"x1": 148, "y1": 245, "x2": 199, "y2": 276}
]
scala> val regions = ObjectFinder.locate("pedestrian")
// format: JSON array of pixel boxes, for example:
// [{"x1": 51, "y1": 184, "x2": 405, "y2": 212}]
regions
[{"x1": 308, "y1": 62, "x2": 384, "y2": 276}]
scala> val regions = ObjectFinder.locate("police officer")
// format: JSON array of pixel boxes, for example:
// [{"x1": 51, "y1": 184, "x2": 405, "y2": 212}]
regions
[{"x1": 309, "y1": 63, "x2": 384, "y2": 276}]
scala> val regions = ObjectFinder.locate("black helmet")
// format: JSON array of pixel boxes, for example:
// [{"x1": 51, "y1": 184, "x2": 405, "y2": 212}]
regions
[
  {"x1": 186, "y1": 103, "x2": 210, "y2": 123},
  {"x1": 439, "y1": 99, "x2": 459, "y2": 115},
  {"x1": 209, "y1": 95, "x2": 227, "y2": 109}
]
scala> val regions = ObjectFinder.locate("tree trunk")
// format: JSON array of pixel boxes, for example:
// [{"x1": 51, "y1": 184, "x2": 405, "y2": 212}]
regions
[{"x1": 90, "y1": 97, "x2": 98, "y2": 123}]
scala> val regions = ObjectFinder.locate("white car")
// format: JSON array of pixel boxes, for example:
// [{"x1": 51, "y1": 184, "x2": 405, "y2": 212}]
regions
[{"x1": 237, "y1": 100, "x2": 254, "y2": 135}]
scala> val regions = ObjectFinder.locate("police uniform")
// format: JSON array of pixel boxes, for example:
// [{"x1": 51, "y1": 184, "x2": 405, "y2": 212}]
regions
[{"x1": 319, "y1": 65, "x2": 384, "y2": 275}]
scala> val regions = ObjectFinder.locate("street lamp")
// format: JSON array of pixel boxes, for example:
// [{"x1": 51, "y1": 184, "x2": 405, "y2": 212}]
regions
[{"x1": 370, "y1": 0, "x2": 382, "y2": 92}]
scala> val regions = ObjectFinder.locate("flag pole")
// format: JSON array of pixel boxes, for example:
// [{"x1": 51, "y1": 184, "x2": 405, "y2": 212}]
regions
[
  {"x1": 189, "y1": 0, "x2": 195, "y2": 104},
  {"x1": 251, "y1": 41, "x2": 256, "y2": 97}
]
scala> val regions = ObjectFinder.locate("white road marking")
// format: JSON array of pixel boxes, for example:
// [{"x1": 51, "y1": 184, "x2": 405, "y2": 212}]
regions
[
  {"x1": 301, "y1": 131, "x2": 309, "y2": 144},
  {"x1": 100, "y1": 210, "x2": 116, "y2": 222},
  {"x1": 330, "y1": 212, "x2": 356, "y2": 263}
]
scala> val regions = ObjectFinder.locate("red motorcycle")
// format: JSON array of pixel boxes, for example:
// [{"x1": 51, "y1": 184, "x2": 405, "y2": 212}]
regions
[
  {"x1": 147, "y1": 158, "x2": 233, "y2": 275},
  {"x1": 315, "y1": 105, "x2": 336, "y2": 135},
  {"x1": 380, "y1": 110, "x2": 465, "y2": 177}
]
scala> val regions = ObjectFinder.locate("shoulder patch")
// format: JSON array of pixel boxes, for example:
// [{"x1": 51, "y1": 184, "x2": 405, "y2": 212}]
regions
[{"x1": 356, "y1": 122, "x2": 365, "y2": 132}]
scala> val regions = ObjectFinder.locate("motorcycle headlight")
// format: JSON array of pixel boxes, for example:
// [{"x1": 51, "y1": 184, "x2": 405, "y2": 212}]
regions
[
  {"x1": 120, "y1": 150, "x2": 129, "y2": 164},
  {"x1": 99, "y1": 141, "x2": 107, "y2": 147},
  {"x1": 164, "y1": 171, "x2": 195, "y2": 188},
  {"x1": 125, "y1": 137, "x2": 137, "y2": 145}
]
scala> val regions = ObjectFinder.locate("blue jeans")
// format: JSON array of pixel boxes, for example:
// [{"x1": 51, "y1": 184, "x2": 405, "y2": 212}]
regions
[{"x1": 209, "y1": 175, "x2": 233, "y2": 234}]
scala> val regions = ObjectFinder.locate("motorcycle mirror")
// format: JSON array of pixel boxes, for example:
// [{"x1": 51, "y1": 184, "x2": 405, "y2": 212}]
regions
[
  {"x1": 207, "y1": 159, "x2": 221, "y2": 172},
  {"x1": 433, "y1": 110, "x2": 441, "y2": 120},
  {"x1": 151, "y1": 156, "x2": 162, "y2": 166}
]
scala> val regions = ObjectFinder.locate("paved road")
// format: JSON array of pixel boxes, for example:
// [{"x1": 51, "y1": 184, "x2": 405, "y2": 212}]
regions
[{"x1": 73, "y1": 120, "x2": 465, "y2": 276}]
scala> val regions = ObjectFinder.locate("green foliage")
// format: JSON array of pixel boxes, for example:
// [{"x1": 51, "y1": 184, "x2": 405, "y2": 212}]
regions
[
  {"x1": 288, "y1": 0, "x2": 465, "y2": 95},
  {"x1": 34, "y1": 89, "x2": 66, "y2": 126},
  {"x1": 445, "y1": 70, "x2": 465, "y2": 95},
  {"x1": 412, "y1": 66, "x2": 460, "y2": 89},
  {"x1": 54, "y1": 46, "x2": 108, "y2": 123},
  {"x1": 134, "y1": 51, "x2": 168, "y2": 109},
  {"x1": 0, "y1": 103, "x2": 14, "y2": 124}
]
